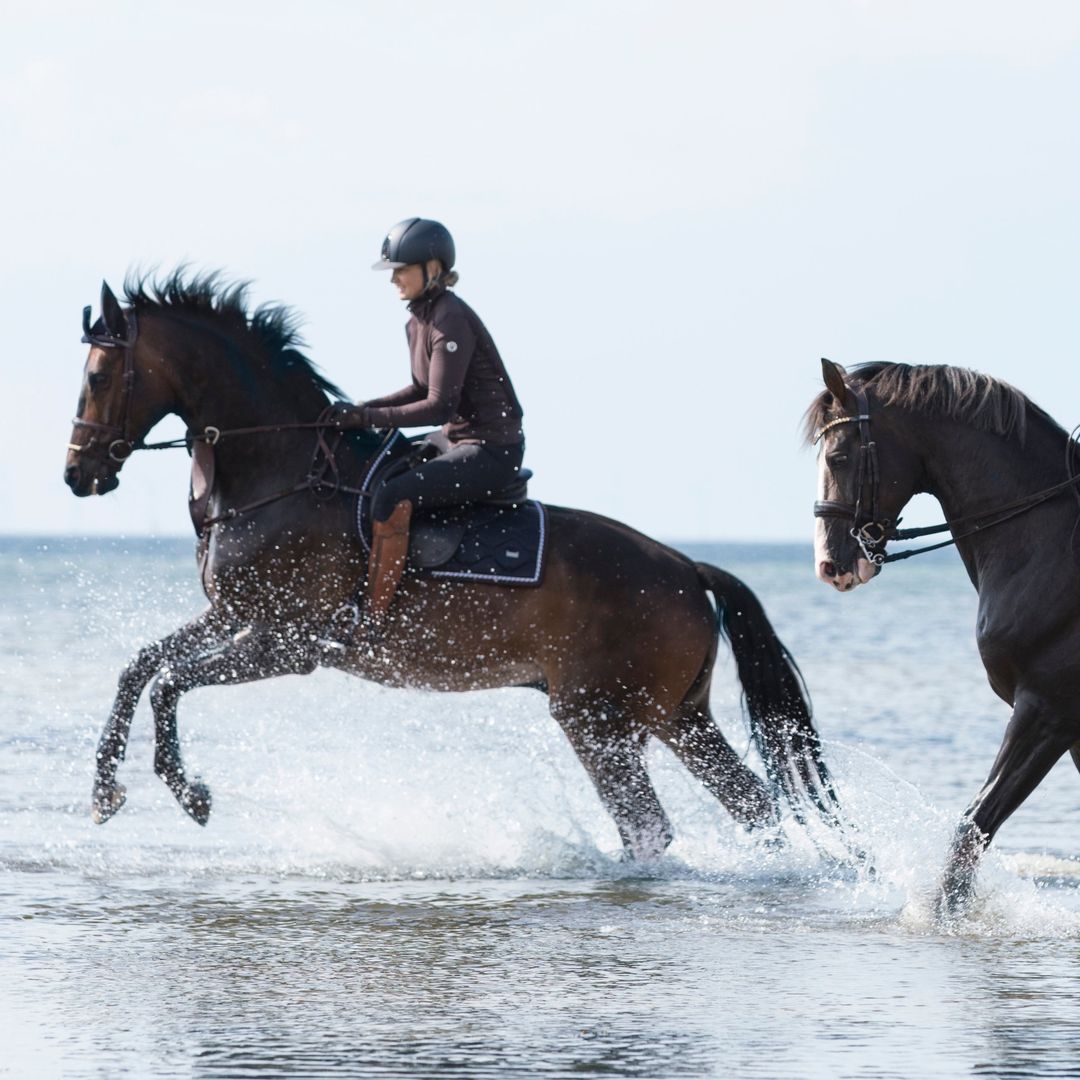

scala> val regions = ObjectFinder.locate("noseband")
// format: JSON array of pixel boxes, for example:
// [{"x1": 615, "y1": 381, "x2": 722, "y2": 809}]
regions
[
  {"x1": 69, "y1": 305, "x2": 140, "y2": 463},
  {"x1": 812, "y1": 385, "x2": 895, "y2": 565}
]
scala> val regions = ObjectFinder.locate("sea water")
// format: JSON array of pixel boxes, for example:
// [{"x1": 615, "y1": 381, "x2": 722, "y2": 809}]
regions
[{"x1": 3, "y1": 536, "x2": 1079, "y2": 1078}]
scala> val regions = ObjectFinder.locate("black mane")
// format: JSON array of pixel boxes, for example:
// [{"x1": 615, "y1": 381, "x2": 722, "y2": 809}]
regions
[
  {"x1": 803, "y1": 362, "x2": 1036, "y2": 445},
  {"x1": 123, "y1": 268, "x2": 346, "y2": 400}
]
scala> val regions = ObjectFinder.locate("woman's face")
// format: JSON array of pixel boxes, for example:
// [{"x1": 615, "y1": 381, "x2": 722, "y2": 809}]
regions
[{"x1": 390, "y1": 264, "x2": 426, "y2": 301}]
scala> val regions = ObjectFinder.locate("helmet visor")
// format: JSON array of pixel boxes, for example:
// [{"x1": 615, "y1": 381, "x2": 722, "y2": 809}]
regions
[{"x1": 371, "y1": 258, "x2": 409, "y2": 271}]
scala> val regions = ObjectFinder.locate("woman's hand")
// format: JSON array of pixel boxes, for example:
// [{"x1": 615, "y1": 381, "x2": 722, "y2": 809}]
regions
[{"x1": 327, "y1": 403, "x2": 368, "y2": 428}]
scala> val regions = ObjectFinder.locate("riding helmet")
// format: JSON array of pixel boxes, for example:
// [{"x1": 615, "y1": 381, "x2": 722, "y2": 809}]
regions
[{"x1": 372, "y1": 218, "x2": 456, "y2": 272}]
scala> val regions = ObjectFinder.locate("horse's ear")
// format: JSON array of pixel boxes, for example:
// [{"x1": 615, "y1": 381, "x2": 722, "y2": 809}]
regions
[
  {"x1": 821, "y1": 357, "x2": 848, "y2": 403},
  {"x1": 100, "y1": 280, "x2": 127, "y2": 339}
]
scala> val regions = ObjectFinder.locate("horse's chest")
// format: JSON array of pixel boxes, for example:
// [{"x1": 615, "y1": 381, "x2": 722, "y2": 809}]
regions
[
  {"x1": 201, "y1": 529, "x2": 360, "y2": 620},
  {"x1": 975, "y1": 592, "x2": 1045, "y2": 699}
]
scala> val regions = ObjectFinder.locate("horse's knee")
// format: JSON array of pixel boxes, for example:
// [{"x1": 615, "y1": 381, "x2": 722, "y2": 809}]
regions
[{"x1": 118, "y1": 647, "x2": 160, "y2": 695}]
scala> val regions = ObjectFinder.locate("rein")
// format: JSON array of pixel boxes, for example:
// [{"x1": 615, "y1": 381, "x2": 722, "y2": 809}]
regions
[
  {"x1": 813, "y1": 384, "x2": 1080, "y2": 564},
  {"x1": 133, "y1": 419, "x2": 352, "y2": 453},
  {"x1": 194, "y1": 411, "x2": 369, "y2": 534}
]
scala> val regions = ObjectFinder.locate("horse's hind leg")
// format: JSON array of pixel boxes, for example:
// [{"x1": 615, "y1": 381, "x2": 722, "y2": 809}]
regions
[
  {"x1": 551, "y1": 697, "x2": 673, "y2": 860},
  {"x1": 653, "y1": 698, "x2": 777, "y2": 830},
  {"x1": 93, "y1": 608, "x2": 228, "y2": 824},
  {"x1": 940, "y1": 688, "x2": 1075, "y2": 914},
  {"x1": 149, "y1": 625, "x2": 318, "y2": 824}
]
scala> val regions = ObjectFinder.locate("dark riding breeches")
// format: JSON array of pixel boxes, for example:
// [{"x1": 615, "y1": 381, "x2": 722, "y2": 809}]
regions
[{"x1": 370, "y1": 439, "x2": 525, "y2": 523}]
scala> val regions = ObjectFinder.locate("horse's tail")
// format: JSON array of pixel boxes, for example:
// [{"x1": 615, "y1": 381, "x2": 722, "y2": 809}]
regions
[{"x1": 696, "y1": 561, "x2": 839, "y2": 823}]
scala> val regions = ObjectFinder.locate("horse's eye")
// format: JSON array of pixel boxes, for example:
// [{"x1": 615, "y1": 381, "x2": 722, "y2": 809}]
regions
[
  {"x1": 826, "y1": 452, "x2": 849, "y2": 469},
  {"x1": 88, "y1": 371, "x2": 109, "y2": 392}
]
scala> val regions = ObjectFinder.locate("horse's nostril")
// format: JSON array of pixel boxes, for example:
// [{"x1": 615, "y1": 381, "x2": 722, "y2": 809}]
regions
[
  {"x1": 64, "y1": 464, "x2": 79, "y2": 486},
  {"x1": 822, "y1": 561, "x2": 836, "y2": 578}
]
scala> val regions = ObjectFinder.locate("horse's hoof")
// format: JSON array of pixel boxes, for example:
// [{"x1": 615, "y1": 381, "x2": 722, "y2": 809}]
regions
[
  {"x1": 92, "y1": 782, "x2": 127, "y2": 824},
  {"x1": 180, "y1": 780, "x2": 212, "y2": 826}
]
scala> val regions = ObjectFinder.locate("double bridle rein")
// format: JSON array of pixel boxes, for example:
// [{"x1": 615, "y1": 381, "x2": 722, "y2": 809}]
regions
[{"x1": 813, "y1": 381, "x2": 1080, "y2": 565}]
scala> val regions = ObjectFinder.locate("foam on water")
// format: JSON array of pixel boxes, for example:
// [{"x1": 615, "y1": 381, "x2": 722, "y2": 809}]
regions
[
  {"x1": 6, "y1": 537, "x2": 1080, "y2": 942},
  {"x1": 6, "y1": 666, "x2": 1080, "y2": 940}
]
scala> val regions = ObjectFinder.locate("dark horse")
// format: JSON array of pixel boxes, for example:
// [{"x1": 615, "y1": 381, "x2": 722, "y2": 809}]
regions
[
  {"x1": 64, "y1": 271, "x2": 837, "y2": 857},
  {"x1": 808, "y1": 357, "x2": 1080, "y2": 908}
]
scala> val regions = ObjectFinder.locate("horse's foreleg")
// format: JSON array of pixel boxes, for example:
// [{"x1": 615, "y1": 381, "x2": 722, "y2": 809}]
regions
[
  {"x1": 552, "y1": 698, "x2": 673, "y2": 860},
  {"x1": 93, "y1": 608, "x2": 228, "y2": 824},
  {"x1": 148, "y1": 626, "x2": 318, "y2": 825},
  {"x1": 939, "y1": 689, "x2": 1074, "y2": 915}
]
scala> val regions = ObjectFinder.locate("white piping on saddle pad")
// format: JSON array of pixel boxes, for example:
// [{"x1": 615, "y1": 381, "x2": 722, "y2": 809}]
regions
[{"x1": 430, "y1": 501, "x2": 546, "y2": 585}]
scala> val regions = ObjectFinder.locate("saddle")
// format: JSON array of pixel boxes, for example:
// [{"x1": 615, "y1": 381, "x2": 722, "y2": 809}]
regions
[{"x1": 356, "y1": 431, "x2": 546, "y2": 586}]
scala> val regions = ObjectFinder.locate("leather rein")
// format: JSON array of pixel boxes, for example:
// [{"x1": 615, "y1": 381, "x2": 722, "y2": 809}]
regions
[
  {"x1": 69, "y1": 306, "x2": 365, "y2": 535},
  {"x1": 812, "y1": 382, "x2": 1080, "y2": 565}
]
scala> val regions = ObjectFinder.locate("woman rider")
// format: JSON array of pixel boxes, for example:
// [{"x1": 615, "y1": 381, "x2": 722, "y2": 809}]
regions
[{"x1": 333, "y1": 218, "x2": 525, "y2": 622}]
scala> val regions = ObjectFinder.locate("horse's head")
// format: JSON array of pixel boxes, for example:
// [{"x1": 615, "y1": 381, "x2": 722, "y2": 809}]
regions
[
  {"x1": 809, "y1": 359, "x2": 923, "y2": 591},
  {"x1": 64, "y1": 281, "x2": 171, "y2": 496}
]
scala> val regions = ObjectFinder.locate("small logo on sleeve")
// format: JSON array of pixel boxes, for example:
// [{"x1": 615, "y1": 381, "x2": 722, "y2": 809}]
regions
[{"x1": 446, "y1": 341, "x2": 458, "y2": 352}]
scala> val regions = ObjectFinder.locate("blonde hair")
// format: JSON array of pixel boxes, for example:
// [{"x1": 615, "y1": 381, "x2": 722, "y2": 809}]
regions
[{"x1": 423, "y1": 265, "x2": 459, "y2": 293}]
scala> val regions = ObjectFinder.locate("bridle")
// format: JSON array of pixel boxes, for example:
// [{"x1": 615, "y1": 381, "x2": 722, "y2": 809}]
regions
[
  {"x1": 69, "y1": 305, "x2": 140, "y2": 463},
  {"x1": 813, "y1": 380, "x2": 1080, "y2": 565},
  {"x1": 811, "y1": 383, "x2": 895, "y2": 564},
  {"x1": 68, "y1": 300, "x2": 373, "y2": 534}
]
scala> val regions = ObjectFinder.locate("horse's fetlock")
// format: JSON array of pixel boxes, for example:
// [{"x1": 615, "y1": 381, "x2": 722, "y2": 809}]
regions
[{"x1": 153, "y1": 748, "x2": 180, "y2": 781}]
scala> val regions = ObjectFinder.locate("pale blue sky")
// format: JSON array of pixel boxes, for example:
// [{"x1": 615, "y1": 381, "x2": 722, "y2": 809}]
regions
[{"x1": 6, "y1": 1, "x2": 1080, "y2": 541}]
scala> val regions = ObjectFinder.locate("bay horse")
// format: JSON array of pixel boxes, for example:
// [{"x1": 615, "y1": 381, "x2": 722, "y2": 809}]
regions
[
  {"x1": 64, "y1": 271, "x2": 837, "y2": 858},
  {"x1": 808, "y1": 357, "x2": 1080, "y2": 909}
]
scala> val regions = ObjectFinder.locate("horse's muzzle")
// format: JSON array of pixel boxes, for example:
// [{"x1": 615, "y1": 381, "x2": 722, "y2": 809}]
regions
[
  {"x1": 65, "y1": 460, "x2": 120, "y2": 497},
  {"x1": 816, "y1": 556, "x2": 880, "y2": 591}
]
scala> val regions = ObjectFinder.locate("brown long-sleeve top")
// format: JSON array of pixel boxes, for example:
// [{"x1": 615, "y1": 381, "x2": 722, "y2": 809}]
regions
[{"x1": 360, "y1": 289, "x2": 524, "y2": 445}]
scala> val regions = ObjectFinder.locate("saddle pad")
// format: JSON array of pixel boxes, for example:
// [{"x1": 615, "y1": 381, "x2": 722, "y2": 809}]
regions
[
  {"x1": 426, "y1": 500, "x2": 547, "y2": 585},
  {"x1": 355, "y1": 497, "x2": 547, "y2": 586}
]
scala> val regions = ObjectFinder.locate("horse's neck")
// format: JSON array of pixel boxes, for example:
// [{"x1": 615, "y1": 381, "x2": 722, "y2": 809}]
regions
[
  {"x1": 171, "y1": 343, "x2": 326, "y2": 435},
  {"x1": 921, "y1": 415, "x2": 1065, "y2": 520},
  {"x1": 919, "y1": 413, "x2": 1073, "y2": 587},
  {"x1": 163, "y1": 322, "x2": 337, "y2": 497}
]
